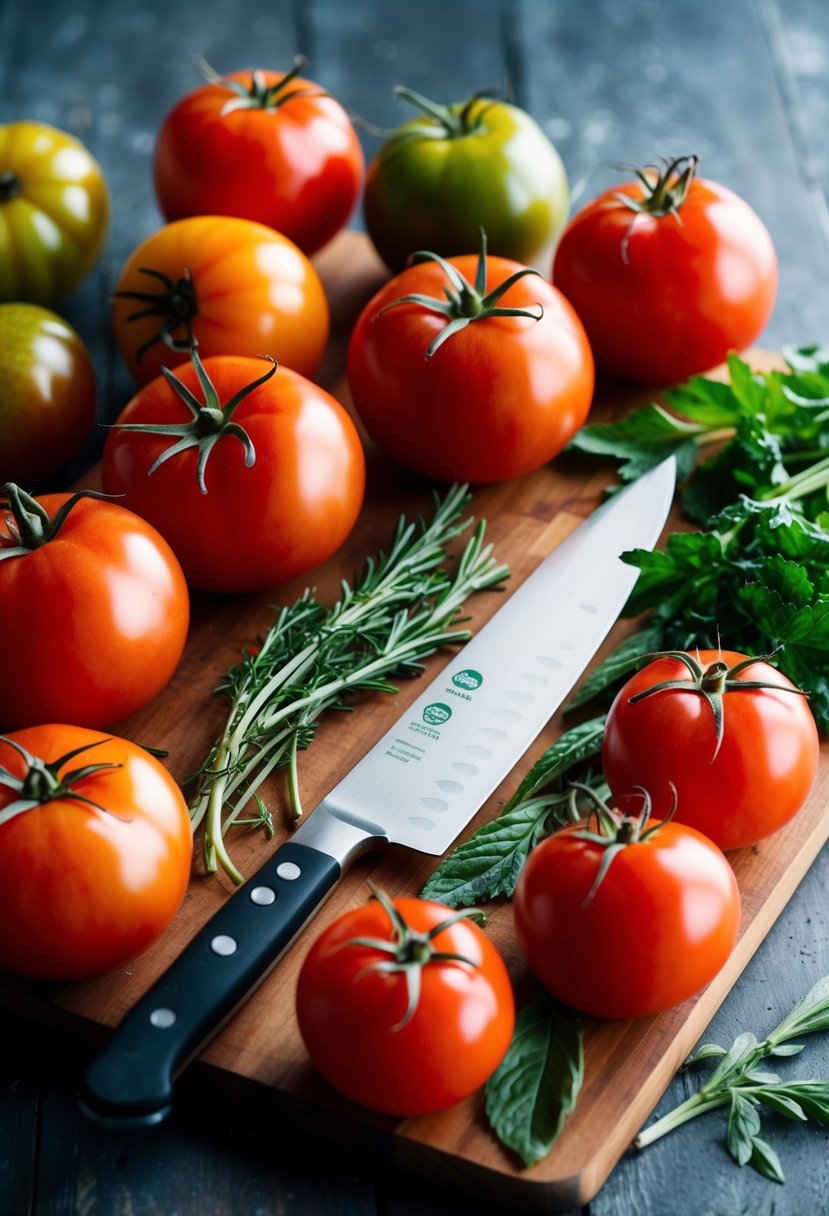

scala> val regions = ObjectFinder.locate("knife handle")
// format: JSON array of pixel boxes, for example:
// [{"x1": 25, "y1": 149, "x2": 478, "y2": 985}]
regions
[{"x1": 80, "y1": 840, "x2": 341, "y2": 1127}]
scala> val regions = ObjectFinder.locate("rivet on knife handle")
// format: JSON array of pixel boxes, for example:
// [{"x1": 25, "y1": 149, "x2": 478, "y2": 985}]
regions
[{"x1": 80, "y1": 840, "x2": 345, "y2": 1126}]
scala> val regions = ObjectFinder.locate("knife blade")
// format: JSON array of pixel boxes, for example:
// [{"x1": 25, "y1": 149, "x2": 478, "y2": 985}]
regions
[{"x1": 80, "y1": 458, "x2": 675, "y2": 1127}]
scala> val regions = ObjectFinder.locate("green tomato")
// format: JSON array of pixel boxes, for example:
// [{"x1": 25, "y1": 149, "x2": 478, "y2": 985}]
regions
[
  {"x1": 363, "y1": 88, "x2": 569, "y2": 272},
  {"x1": 0, "y1": 122, "x2": 110, "y2": 305},
  {"x1": 0, "y1": 303, "x2": 96, "y2": 485}
]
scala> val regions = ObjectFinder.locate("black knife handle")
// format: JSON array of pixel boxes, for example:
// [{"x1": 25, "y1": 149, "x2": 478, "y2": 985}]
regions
[{"x1": 80, "y1": 841, "x2": 340, "y2": 1127}]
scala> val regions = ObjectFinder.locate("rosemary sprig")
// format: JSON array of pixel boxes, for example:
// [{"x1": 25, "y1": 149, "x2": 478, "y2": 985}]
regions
[
  {"x1": 189, "y1": 484, "x2": 509, "y2": 883},
  {"x1": 635, "y1": 975, "x2": 829, "y2": 1182}
]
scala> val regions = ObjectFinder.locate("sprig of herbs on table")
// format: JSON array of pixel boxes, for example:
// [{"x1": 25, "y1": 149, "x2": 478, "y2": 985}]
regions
[
  {"x1": 426, "y1": 346, "x2": 829, "y2": 1169},
  {"x1": 636, "y1": 975, "x2": 829, "y2": 1182},
  {"x1": 189, "y1": 484, "x2": 509, "y2": 884}
]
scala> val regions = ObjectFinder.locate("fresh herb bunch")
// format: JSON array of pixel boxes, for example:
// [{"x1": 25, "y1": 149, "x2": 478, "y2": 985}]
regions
[
  {"x1": 569, "y1": 347, "x2": 829, "y2": 729},
  {"x1": 190, "y1": 484, "x2": 509, "y2": 883},
  {"x1": 636, "y1": 975, "x2": 829, "y2": 1182}
]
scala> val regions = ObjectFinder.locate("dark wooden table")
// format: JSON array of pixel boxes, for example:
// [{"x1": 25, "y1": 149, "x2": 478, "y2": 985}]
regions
[{"x1": 3, "y1": 1, "x2": 829, "y2": 1213}]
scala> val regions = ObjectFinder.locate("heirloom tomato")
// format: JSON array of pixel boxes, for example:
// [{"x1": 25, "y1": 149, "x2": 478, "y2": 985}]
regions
[
  {"x1": 0, "y1": 725, "x2": 192, "y2": 980},
  {"x1": 514, "y1": 793, "x2": 740, "y2": 1020},
  {"x1": 111, "y1": 215, "x2": 329, "y2": 385},
  {"x1": 101, "y1": 352, "x2": 365, "y2": 593},
  {"x1": 364, "y1": 87, "x2": 569, "y2": 272},
  {"x1": 553, "y1": 156, "x2": 778, "y2": 384},
  {"x1": 347, "y1": 237, "x2": 593, "y2": 483},
  {"x1": 602, "y1": 650, "x2": 819, "y2": 851},
  {"x1": 296, "y1": 889, "x2": 515, "y2": 1116},
  {"x1": 0, "y1": 303, "x2": 96, "y2": 485},
  {"x1": 154, "y1": 59, "x2": 363, "y2": 255},
  {"x1": 0, "y1": 486, "x2": 189, "y2": 730},
  {"x1": 0, "y1": 121, "x2": 110, "y2": 305}
]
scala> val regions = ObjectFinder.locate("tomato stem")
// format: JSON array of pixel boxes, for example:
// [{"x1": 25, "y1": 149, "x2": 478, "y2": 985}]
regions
[
  {"x1": 380, "y1": 228, "x2": 543, "y2": 358},
  {"x1": 1, "y1": 484, "x2": 120, "y2": 560},
  {"x1": 108, "y1": 347, "x2": 275, "y2": 494},
  {"x1": 0, "y1": 735, "x2": 125, "y2": 827},
  {"x1": 614, "y1": 154, "x2": 699, "y2": 218},
  {"x1": 627, "y1": 649, "x2": 809, "y2": 762}
]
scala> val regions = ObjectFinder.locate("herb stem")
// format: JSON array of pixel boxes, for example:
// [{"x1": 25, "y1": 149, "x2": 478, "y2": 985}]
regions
[{"x1": 635, "y1": 1091, "x2": 729, "y2": 1148}]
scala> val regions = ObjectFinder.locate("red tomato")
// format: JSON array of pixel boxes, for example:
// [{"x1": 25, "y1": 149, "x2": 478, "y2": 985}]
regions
[
  {"x1": 553, "y1": 156, "x2": 778, "y2": 384},
  {"x1": 111, "y1": 215, "x2": 329, "y2": 385},
  {"x1": 296, "y1": 892, "x2": 515, "y2": 1116},
  {"x1": 0, "y1": 303, "x2": 96, "y2": 486},
  {"x1": 0, "y1": 488, "x2": 189, "y2": 730},
  {"x1": 602, "y1": 650, "x2": 819, "y2": 851},
  {"x1": 101, "y1": 353, "x2": 365, "y2": 593},
  {"x1": 0, "y1": 725, "x2": 192, "y2": 980},
  {"x1": 347, "y1": 245, "x2": 594, "y2": 483},
  {"x1": 154, "y1": 63, "x2": 363, "y2": 256},
  {"x1": 514, "y1": 815, "x2": 740, "y2": 1019}
]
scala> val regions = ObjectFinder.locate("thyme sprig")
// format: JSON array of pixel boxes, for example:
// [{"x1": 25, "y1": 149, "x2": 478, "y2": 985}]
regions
[
  {"x1": 189, "y1": 484, "x2": 509, "y2": 883},
  {"x1": 635, "y1": 975, "x2": 829, "y2": 1182}
]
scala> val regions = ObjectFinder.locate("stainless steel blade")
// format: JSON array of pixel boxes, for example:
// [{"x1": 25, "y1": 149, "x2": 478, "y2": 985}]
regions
[{"x1": 304, "y1": 457, "x2": 676, "y2": 856}]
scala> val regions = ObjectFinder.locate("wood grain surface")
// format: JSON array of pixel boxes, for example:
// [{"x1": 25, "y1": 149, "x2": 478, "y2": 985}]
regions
[{"x1": 1, "y1": 232, "x2": 827, "y2": 1211}]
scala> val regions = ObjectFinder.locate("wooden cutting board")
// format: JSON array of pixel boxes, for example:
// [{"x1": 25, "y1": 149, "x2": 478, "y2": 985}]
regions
[{"x1": 2, "y1": 231, "x2": 827, "y2": 1212}]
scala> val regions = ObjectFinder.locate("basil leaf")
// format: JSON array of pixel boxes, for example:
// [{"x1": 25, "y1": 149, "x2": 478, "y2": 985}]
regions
[
  {"x1": 503, "y1": 716, "x2": 606, "y2": 809},
  {"x1": 418, "y1": 796, "x2": 553, "y2": 908},
  {"x1": 566, "y1": 627, "x2": 664, "y2": 710},
  {"x1": 485, "y1": 992, "x2": 583, "y2": 1167}
]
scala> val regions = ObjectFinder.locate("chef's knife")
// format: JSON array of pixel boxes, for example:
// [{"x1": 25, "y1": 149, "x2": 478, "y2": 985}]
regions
[{"x1": 81, "y1": 458, "x2": 675, "y2": 1127}]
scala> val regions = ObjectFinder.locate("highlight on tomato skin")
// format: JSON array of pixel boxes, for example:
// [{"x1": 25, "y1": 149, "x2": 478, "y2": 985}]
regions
[
  {"x1": 295, "y1": 891, "x2": 516, "y2": 1117},
  {"x1": 0, "y1": 725, "x2": 193, "y2": 981},
  {"x1": 601, "y1": 650, "x2": 820, "y2": 852},
  {"x1": 347, "y1": 238, "x2": 594, "y2": 484},
  {"x1": 101, "y1": 354, "x2": 366, "y2": 594},
  {"x1": 0, "y1": 488, "x2": 190, "y2": 732},
  {"x1": 552, "y1": 156, "x2": 778, "y2": 385},
  {"x1": 514, "y1": 814, "x2": 741, "y2": 1021},
  {"x1": 111, "y1": 215, "x2": 330, "y2": 386},
  {"x1": 153, "y1": 63, "x2": 365, "y2": 257}
]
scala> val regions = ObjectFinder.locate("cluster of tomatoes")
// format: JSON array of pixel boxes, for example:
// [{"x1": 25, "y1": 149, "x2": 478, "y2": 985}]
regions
[{"x1": 0, "y1": 60, "x2": 795, "y2": 1120}]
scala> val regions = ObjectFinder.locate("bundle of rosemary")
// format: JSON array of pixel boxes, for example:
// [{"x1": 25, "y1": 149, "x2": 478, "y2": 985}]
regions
[{"x1": 189, "y1": 484, "x2": 509, "y2": 883}]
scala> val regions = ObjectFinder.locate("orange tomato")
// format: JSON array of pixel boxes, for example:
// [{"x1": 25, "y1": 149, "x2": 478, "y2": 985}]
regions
[{"x1": 111, "y1": 215, "x2": 329, "y2": 384}]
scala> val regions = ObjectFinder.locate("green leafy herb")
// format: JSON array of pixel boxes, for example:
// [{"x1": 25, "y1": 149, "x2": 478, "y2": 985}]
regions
[
  {"x1": 635, "y1": 975, "x2": 829, "y2": 1182},
  {"x1": 420, "y1": 717, "x2": 606, "y2": 907},
  {"x1": 485, "y1": 991, "x2": 583, "y2": 1167},
  {"x1": 189, "y1": 485, "x2": 509, "y2": 883}
]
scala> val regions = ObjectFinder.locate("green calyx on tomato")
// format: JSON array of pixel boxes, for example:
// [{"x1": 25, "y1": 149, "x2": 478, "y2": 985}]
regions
[
  {"x1": 0, "y1": 734, "x2": 122, "y2": 826},
  {"x1": 386, "y1": 85, "x2": 499, "y2": 146},
  {"x1": 614, "y1": 154, "x2": 699, "y2": 218},
  {"x1": 0, "y1": 483, "x2": 113, "y2": 560},
  {"x1": 383, "y1": 229, "x2": 543, "y2": 357},
  {"x1": 628, "y1": 649, "x2": 810, "y2": 761},
  {"x1": 568, "y1": 782, "x2": 675, "y2": 904},
  {"x1": 197, "y1": 53, "x2": 324, "y2": 115},
  {"x1": 110, "y1": 347, "x2": 277, "y2": 493},
  {"x1": 112, "y1": 265, "x2": 199, "y2": 364},
  {"x1": 347, "y1": 884, "x2": 486, "y2": 1029}
]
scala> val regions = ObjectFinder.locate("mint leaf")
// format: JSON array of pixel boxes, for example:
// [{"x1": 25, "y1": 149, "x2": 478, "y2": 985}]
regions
[{"x1": 485, "y1": 992, "x2": 583, "y2": 1167}]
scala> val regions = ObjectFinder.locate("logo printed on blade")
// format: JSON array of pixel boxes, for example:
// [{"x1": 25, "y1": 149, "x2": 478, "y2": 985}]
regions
[
  {"x1": 452, "y1": 669, "x2": 483, "y2": 691},
  {"x1": 423, "y1": 703, "x2": 452, "y2": 726}
]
